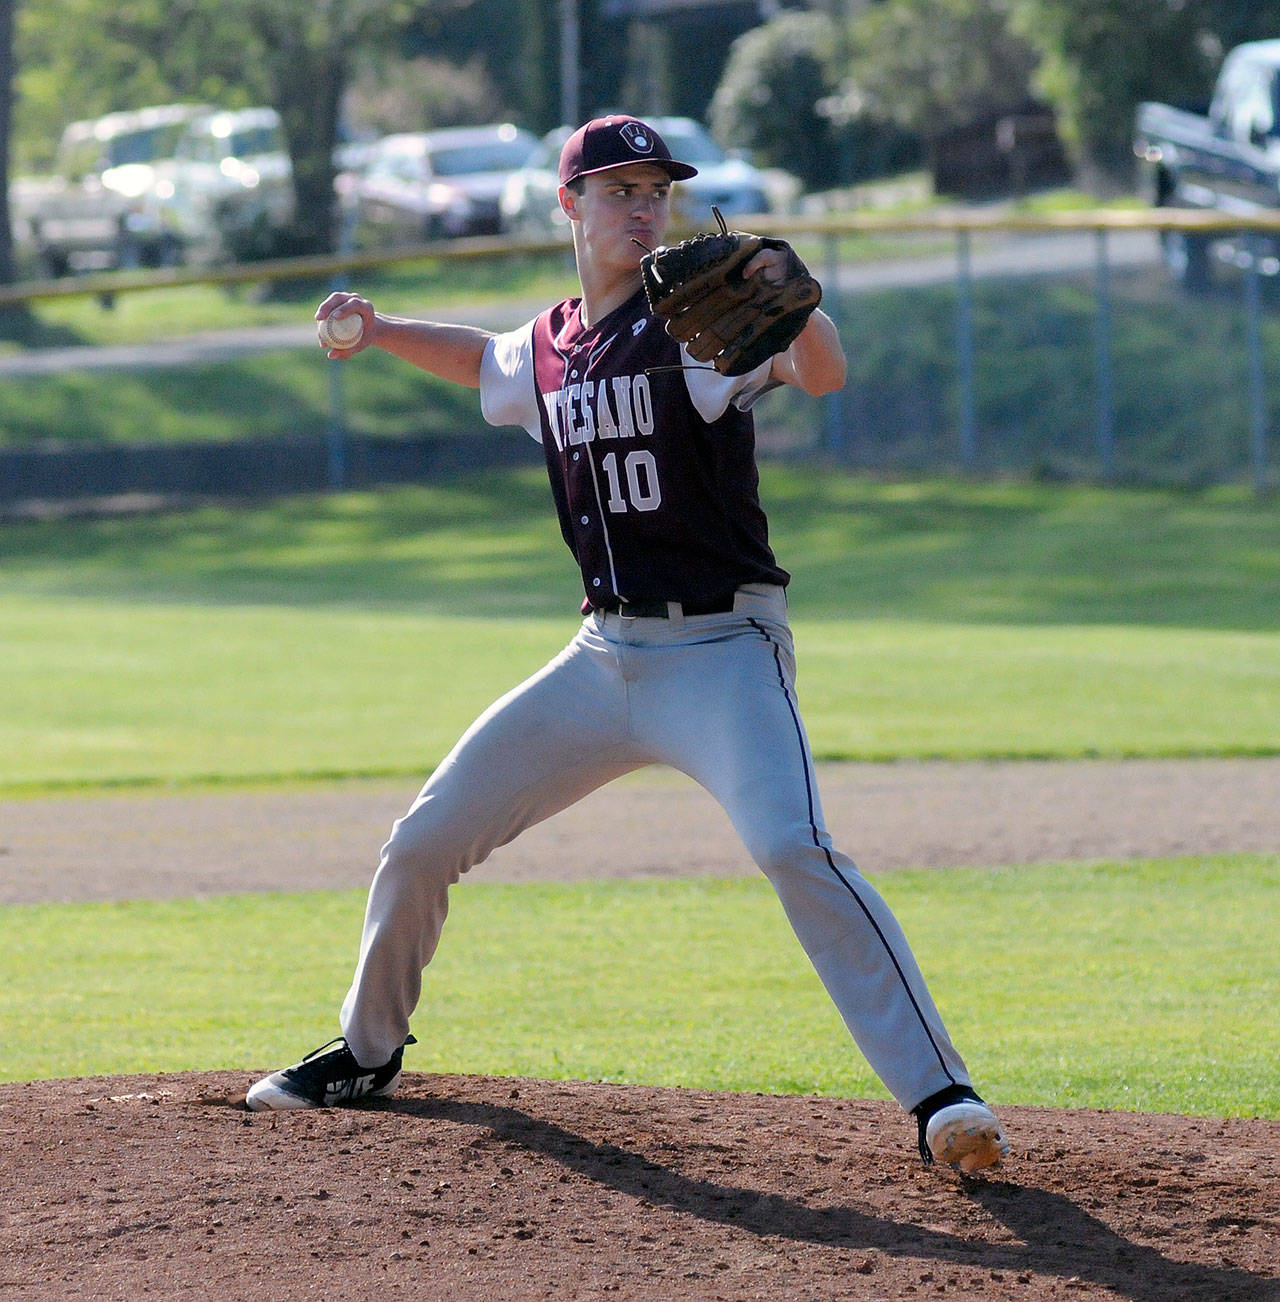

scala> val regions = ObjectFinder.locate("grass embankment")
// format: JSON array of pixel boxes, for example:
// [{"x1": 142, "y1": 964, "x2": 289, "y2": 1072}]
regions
[
  {"x1": 0, "y1": 251, "x2": 577, "y2": 446},
  {"x1": 2, "y1": 236, "x2": 1278, "y2": 489}
]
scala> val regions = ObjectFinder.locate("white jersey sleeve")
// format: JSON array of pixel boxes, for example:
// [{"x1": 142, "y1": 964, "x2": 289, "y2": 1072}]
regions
[
  {"x1": 681, "y1": 347, "x2": 778, "y2": 423},
  {"x1": 479, "y1": 322, "x2": 542, "y2": 441}
]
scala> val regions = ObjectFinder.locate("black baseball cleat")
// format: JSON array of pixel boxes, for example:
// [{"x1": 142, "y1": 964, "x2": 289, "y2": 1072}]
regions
[
  {"x1": 245, "y1": 1035, "x2": 416, "y2": 1111},
  {"x1": 913, "y1": 1084, "x2": 1009, "y2": 1173}
]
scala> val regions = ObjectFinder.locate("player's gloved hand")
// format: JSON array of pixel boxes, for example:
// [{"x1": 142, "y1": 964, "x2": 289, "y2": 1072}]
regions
[{"x1": 640, "y1": 208, "x2": 822, "y2": 376}]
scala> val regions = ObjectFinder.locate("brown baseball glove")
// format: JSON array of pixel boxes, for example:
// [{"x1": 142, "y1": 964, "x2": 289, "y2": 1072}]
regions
[{"x1": 640, "y1": 207, "x2": 822, "y2": 376}]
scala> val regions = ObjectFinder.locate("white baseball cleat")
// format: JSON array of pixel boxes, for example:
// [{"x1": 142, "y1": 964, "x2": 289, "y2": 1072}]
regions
[{"x1": 925, "y1": 1099, "x2": 1010, "y2": 1173}]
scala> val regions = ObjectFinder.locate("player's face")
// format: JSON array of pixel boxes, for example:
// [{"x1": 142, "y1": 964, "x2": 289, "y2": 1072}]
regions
[{"x1": 563, "y1": 164, "x2": 672, "y2": 269}]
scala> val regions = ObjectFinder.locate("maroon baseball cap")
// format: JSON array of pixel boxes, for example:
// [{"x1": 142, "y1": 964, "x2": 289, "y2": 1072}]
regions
[{"x1": 558, "y1": 115, "x2": 699, "y2": 187}]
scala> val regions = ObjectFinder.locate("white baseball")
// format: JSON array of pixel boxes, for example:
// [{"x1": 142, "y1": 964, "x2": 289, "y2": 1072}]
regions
[{"x1": 318, "y1": 311, "x2": 364, "y2": 349}]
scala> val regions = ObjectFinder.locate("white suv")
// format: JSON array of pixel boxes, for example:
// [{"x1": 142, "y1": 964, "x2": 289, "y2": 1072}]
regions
[{"x1": 158, "y1": 107, "x2": 294, "y2": 262}]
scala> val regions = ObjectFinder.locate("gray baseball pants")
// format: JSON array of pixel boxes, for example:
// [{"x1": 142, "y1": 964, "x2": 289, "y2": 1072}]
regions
[{"x1": 340, "y1": 583, "x2": 972, "y2": 1110}]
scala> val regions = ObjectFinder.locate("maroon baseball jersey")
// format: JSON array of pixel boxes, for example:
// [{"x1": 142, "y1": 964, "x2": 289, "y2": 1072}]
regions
[{"x1": 480, "y1": 285, "x2": 790, "y2": 609}]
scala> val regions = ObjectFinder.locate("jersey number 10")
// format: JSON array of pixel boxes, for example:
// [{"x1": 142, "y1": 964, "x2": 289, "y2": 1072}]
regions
[{"x1": 601, "y1": 450, "x2": 662, "y2": 513}]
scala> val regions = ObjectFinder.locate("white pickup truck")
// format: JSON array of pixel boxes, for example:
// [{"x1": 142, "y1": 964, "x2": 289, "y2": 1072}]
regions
[
  {"x1": 1135, "y1": 39, "x2": 1280, "y2": 287},
  {"x1": 10, "y1": 103, "x2": 209, "y2": 277},
  {"x1": 156, "y1": 106, "x2": 296, "y2": 263}
]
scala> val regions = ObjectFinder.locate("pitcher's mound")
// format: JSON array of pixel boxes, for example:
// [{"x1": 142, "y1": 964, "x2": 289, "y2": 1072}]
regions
[{"x1": 2, "y1": 1072, "x2": 1277, "y2": 1300}]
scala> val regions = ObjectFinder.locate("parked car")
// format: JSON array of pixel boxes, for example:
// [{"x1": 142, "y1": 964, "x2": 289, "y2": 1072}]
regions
[
  {"x1": 498, "y1": 126, "x2": 573, "y2": 238},
  {"x1": 345, "y1": 123, "x2": 540, "y2": 246},
  {"x1": 500, "y1": 117, "x2": 790, "y2": 239},
  {"x1": 1135, "y1": 39, "x2": 1280, "y2": 289},
  {"x1": 156, "y1": 106, "x2": 294, "y2": 262},
  {"x1": 11, "y1": 103, "x2": 210, "y2": 277}
]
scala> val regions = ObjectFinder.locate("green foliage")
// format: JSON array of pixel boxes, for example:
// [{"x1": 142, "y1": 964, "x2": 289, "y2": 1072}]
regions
[
  {"x1": 13, "y1": 0, "x2": 270, "y2": 171},
  {"x1": 1011, "y1": 0, "x2": 1214, "y2": 178},
  {"x1": 846, "y1": 0, "x2": 1041, "y2": 139},
  {"x1": 14, "y1": 0, "x2": 412, "y2": 253},
  {"x1": 709, "y1": 9, "x2": 919, "y2": 189},
  {"x1": 344, "y1": 53, "x2": 504, "y2": 137},
  {"x1": 709, "y1": 11, "x2": 841, "y2": 188},
  {"x1": 2, "y1": 856, "x2": 1277, "y2": 1118},
  {"x1": 400, "y1": 0, "x2": 564, "y2": 133}
]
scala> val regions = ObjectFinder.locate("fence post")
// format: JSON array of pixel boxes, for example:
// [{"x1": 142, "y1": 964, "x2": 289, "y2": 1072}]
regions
[
  {"x1": 955, "y1": 229, "x2": 977, "y2": 471},
  {"x1": 1244, "y1": 233, "x2": 1269, "y2": 495},
  {"x1": 823, "y1": 230, "x2": 846, "y2": 456},
  {"x1": 1094, "y1": 228, "x2": 1117, "y2": 482},
  {"x1": 326, "y1": 203, "x2": 357, "y2": 492},
  {"x1": 326, "y1": 358, "x2": 348, "y2": 492}
]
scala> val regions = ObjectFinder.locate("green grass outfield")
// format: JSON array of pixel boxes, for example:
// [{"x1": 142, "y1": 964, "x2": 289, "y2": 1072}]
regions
[
  {"x1": 1, "y1": 472, "x2": 1276, "y2": 1109},
  {"x1": 1, "y1": 473, "x2": 1277, "y2": 790},
  {"x1": 2, "y1": 857, "x2": 1276, "y2": 1116}
]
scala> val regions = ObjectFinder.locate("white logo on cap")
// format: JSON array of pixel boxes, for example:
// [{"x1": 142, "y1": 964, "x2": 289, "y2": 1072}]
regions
[{"x1": 620, "y1": 122, "x2": 654, "y2": 155}]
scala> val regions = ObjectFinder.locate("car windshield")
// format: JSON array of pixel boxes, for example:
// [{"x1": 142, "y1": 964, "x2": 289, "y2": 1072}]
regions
[
  {"x1": 227, "y1": 126, "x2": 283, "y2": 157},
  {"x1": 104, "y1": 122, "x2": 190, "y2": 167},
  {"x1": 656, "y1": 127, "x2": 727, "y2": 165},
  {"x1": 429, "y1": 139, "x2": 536, "y2": 176}
]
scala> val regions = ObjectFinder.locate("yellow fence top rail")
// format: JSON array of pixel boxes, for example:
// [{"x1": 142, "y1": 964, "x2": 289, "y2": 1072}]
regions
[{"x1": 5, "y1": 207, "x2": 1280, "y2": 307}]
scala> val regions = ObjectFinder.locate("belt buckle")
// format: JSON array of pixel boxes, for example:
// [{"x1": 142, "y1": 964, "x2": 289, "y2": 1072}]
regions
[{"x1": 617, "y1": 597, "x2": 668, "y2": 619}]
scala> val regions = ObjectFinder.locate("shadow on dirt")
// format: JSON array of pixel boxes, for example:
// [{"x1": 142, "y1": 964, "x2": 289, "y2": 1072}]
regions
[{"x1": 386, "y1": 1092, "x2": 1277, "y2": 1302}]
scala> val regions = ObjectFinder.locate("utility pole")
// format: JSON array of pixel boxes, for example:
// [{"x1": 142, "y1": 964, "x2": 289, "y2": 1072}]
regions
[
  {"x1": 0, "y1": 0, "x2": 17, "y2": 285},
  {"x1": 560, "y1": 0, "x2": 580, "y2": 127}
]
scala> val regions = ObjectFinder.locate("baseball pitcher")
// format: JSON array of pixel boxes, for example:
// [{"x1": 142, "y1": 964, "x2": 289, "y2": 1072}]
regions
[{"x1": 246, "y1": 114, "x2": 1008, "y2": 1174}]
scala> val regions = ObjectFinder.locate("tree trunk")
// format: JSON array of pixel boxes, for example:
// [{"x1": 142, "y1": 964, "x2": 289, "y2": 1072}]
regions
[
  {"x1": 257, "y1": 16, "x2": 347, "y2": 258},
  {"x1": 279, "y1": 51, "x2": 345, "y2": 255}
]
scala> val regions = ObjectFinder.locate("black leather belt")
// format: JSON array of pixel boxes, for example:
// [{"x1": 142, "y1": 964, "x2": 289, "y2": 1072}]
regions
[{"x1": 593, "y1": 593, "x2": 737, "y2": 619}]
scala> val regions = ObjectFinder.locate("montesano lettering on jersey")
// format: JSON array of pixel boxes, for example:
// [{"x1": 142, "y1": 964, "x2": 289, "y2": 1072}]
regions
[{"x1": 541, "y1": 373, "x2": 655, "y2": 451}]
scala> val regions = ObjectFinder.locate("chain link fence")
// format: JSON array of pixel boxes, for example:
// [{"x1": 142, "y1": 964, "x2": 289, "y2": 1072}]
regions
[{"x1": 0, "y1": 212, "x2": 1276, "y2": 507}]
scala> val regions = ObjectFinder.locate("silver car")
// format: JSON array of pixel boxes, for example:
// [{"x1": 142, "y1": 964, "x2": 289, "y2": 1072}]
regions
[
  {"x1": 500, "y1": 117, "x2": 786, "y2": 239},
  {"x1": 347, "y1": 123, "x2": 540, "y2": 245}
]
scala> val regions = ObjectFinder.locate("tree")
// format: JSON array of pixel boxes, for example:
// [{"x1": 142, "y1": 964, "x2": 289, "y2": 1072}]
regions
[
  {"x1": 13, "y1": 0, "x2": 409, "y2": 255},
  {"x1": 710, "y1": 11, "x2": 843, "y2": 188},
  {"x1": 230, "y1": 0, "x2": 424, "y2": 256},
  {"x1": 1011, "y1": 0, "x2": 1212, "y2": 182},
  {"x1": 401, "y1": 0, "x2": 564, "y2": 131},
  {"x1": 344, "y1": 53, "x2": 504, "y2": 137},
  {"x1": 845, "y1": 0, "x2": 1041, "y2": 146}
]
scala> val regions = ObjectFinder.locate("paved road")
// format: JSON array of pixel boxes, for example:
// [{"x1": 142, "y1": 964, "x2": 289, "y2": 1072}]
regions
[{"x1": 0, "y1": 230, "x2": 1162, "y2": 379}]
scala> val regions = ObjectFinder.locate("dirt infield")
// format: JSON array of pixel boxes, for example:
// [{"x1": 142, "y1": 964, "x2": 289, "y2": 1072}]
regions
[
  {"x1": 5, "y1": 757, "x2": 1280, "y2": 905},
  {"x1": 2, "y1": 758, "x2": 1278, "y2": 1299}
]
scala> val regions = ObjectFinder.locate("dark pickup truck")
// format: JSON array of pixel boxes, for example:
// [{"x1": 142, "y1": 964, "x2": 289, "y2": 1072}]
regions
[{"x1": 1134, "y1": 39, "x2": 1280, "y2": 288}]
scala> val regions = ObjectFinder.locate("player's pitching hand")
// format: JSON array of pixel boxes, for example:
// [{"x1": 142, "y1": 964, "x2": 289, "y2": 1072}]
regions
[{"x1": 316, "y1": 292, "x2": 374, "y2": 358}]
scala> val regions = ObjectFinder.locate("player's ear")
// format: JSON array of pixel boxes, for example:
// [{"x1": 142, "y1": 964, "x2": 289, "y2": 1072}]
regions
[{"x1": 559, "y1": 184, "x2": 581, "y2": 222}]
